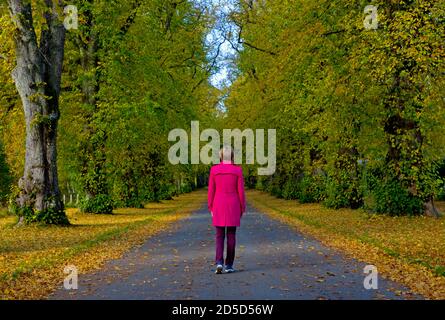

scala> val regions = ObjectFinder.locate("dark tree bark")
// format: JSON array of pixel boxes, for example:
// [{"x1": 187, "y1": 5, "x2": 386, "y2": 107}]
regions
[{"x1": 8, "y1": 0, "x2": 68, "y2": 224}]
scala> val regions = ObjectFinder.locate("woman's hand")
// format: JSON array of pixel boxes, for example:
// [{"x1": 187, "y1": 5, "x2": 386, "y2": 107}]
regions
[{"x1": 211, "y1": 211, "x2": 213, "y2": 217}]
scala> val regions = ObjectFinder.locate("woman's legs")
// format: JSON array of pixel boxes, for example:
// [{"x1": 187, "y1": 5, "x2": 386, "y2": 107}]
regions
[
  {"x1": 215, "y1": 227, "x2": 225, "y2": 265},
  {"x1": 215, "y1": 226, "x2": 237, "y2": 268},
  {"x1": 225, "y1": 227, "x2": 237, "y2": 267}
]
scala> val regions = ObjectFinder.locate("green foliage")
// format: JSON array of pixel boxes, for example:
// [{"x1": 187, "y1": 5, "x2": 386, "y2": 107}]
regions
[
  {"x1": 19, "y1": 207, "x2": 70, "y2": 225},
  {"x1": 112, "y1": 192, "x2": 144, "y2": 209},
  {"x1": 437, "y1": 188, "x2": 445, "y2": 202},
  {"x1": 56, "y1": 0, "x2": 215, "y2": 208},
  {"x1": 224, "y1": 0, "x2": 445, "y2": 216},
  {"x1": 435, "y1": 161, "x2": 445, "y2": 201},
  {"x1": 296, "y1": 175, "x2": 326, "y2": 204},
  {"x1": 324, "y1": 178, "x2": 348, "y2": 209},
  {"x1": 7, "y1": 185, "x2": 69, "y2": 224},
  {"x1": 324, "y1": 169, "x2": 363, "y2": 210},
  {"x1": 363, "y1": 169, "x2": 424, "y2": 216},
  {"x1": 7, "y1": 185, "x2": 20, "y2": 216},
  {"x1": 79, "y1": 194, "x2": 114, "y2": 214},
  {"x1": 8, "y1": 191, "x2": 69, "y2": 225},
  {"x1": 266, "y1": 175, "x2": 287, "y2": 199},
  {"x1": 282, "y1": 179, "x2": 300, "y2": 200},
  {"x1": 0, "y1": 141, "x2": 12, "y2": 205}
]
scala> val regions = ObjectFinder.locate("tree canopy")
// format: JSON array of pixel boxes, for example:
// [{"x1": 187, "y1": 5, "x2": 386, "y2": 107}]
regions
[
  {"x1": 1, "y1": 0, "x2": 444, "y2": 222},
  {"x1": 224, "y1": 0, "x2": 445, "y2": 216}
]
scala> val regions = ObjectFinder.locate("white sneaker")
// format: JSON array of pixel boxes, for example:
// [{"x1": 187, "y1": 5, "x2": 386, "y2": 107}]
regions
[
  {"x1": 215, "y1": 264, "x2": 223, "y2": 274},
  {"x1": 225, "y1": 266, "x2": 235, "y2": 273}
]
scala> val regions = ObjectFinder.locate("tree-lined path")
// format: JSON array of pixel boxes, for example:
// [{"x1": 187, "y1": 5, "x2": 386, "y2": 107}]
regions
[
  {"x1": 1, "y1": 0, "x2": 444, "y2": 301},
  {"x1": 51, "y1": 203, "x2": 418, "y2": 300}
]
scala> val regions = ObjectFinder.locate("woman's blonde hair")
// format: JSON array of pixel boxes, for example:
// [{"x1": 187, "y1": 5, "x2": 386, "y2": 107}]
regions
[{"x1": 219, "y1": 145, "x2": 234, "y2": 162}]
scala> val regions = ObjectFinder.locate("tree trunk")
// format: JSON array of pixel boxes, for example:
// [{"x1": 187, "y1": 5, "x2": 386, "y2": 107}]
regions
[
  {"x1": 424, "y1": 199, "x2": 442, "y2": 218},
  {"x1": 8, "y1": 0, "x2": 68, "y2": 224},
  {"x1": 75, "y1": 2, "x2": 109, "y2": 200}
]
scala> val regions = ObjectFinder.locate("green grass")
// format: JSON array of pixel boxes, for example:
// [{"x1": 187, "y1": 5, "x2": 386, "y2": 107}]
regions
[{"x1": 0, "y1": 208, "x2": 8, "y2": 218}]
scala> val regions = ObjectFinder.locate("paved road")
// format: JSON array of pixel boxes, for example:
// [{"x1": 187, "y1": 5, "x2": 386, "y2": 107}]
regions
[{"x1": 51, "y1": 204, "x2": 418, "y2": 300}]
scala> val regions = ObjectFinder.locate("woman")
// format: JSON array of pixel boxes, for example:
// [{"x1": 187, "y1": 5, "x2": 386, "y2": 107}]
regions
[{"x1": 208, "y1": 146, "x2": 246, "y2": 274}]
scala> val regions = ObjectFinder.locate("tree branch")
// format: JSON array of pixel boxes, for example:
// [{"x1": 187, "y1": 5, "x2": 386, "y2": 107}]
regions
[{"x1": 118, "y1": 0, "x2": 143, "y2": 38}]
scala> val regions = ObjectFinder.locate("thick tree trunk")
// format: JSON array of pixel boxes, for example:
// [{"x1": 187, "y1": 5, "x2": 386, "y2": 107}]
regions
[{"x1": 8, "y1": 0, "x2": 68, "y2": 224}]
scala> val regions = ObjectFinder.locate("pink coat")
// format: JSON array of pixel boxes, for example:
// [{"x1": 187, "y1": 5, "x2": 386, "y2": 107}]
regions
[{"x1": 208, "y1": 162, "x2": 246, "y2": 227}]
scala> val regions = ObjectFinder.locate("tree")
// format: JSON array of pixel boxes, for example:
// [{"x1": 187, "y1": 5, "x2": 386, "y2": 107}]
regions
[
  {"x1": 7, "y1": 0, "x2": 68, "y2": 224},
  {"x1": 351, "y1": 0, "x2": 445, "y2": 216}
]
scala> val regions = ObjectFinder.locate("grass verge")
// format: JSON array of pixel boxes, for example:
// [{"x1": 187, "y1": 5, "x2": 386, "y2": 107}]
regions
[{"x1": 0, "y1": 190, "x2": 206, "y2": 300}]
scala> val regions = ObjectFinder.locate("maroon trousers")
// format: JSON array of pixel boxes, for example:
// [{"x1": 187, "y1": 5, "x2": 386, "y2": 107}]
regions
[{"x1": 215, "y1": 226, "x2": 237, "y2": 266}]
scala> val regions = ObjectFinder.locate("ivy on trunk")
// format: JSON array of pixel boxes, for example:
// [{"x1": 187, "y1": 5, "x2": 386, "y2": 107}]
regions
[{"x1": 8, "y1": 0, "x2": 68, "y2": 225}]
